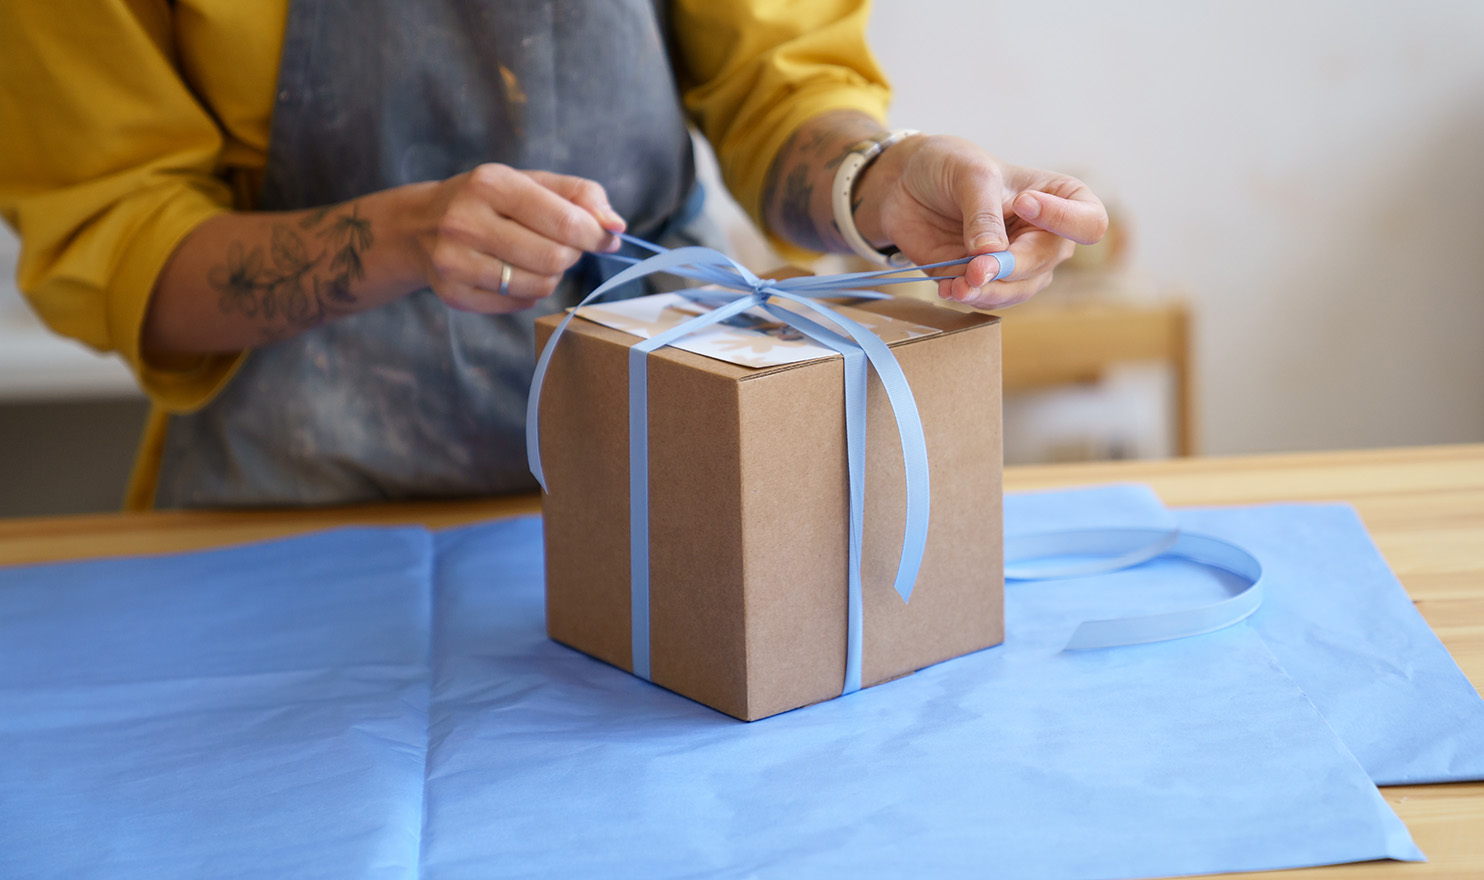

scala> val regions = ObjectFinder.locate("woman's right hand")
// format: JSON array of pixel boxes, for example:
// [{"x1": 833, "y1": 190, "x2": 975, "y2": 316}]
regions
[{"x1": 414, "y1": 164, "x2": 626, "y2": 314}]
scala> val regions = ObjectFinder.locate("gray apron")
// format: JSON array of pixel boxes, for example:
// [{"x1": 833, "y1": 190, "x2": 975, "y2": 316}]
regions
[{"x1": 156, "y1": 0, "x2": 699, "y2": 508}]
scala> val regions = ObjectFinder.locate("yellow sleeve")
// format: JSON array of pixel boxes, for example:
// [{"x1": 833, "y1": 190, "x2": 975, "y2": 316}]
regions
[
  {"x1": 671, "y1": 0, "x2": 891, "y2": 259},
  {"x1": 0, "y1": 0, "x2": 241, "y2": 411}
]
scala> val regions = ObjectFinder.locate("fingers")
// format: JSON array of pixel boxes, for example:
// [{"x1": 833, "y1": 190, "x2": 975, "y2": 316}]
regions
[
  {"x1": 530, "y1": 170, "x2": 628, "y2": 237},
  {"x1": 426, "y1": 164, "x2": 632, "y2": 313},
  {"x1": 924, "y1": 251, "x2": 1009, "y2": 292},
  {"x1": 966, "y1": 252, "x2": 1012, "y2": 288},
  {"x1": 938, "y1": 268, "x2": 1055, "y2": 312},
  {"x1": 483, "y1": 213, "x2": 587, "y2": 276},
  {"x1": 943, "y1": 177, "x2": 1101, "y2": 307},
  {"x1": 468, "y1": 165, "x2": 618, "y2": 253},
  {"x1": 1011, "y1": 189, "x2": 1108, "y2": 246},
  {"x1": 443, "y1": 285, "x2": 544, "y2": 314},
  {"x1": 938, "y1": 229, "x2": 1075, "y2": 309},
  {"x1": 429, "y1": 240, "x2": 554, "y2": 313}
]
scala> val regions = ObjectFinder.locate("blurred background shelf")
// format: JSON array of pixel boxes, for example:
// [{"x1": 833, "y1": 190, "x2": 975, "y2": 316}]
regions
[{"x1": 995, "y1": 293, "x2": 1195, "y2": 457}]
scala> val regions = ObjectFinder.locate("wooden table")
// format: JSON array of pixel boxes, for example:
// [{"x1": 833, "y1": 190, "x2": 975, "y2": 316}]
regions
[{"x1": 2, "y1": 444, "x2": 1481, "y2": 878}]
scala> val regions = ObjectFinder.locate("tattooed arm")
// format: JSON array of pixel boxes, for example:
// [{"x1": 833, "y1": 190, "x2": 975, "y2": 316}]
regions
[
  {"x1": 760, "y1": 112, "x2": 887, "y2": 255},
  {"x1": 144, "y1": 166, "x2": 625, "y2": 355},
  {"x1": 761, "y1": 110, "x2": 1108, "y2": 310},
  {"x1": 145, "y1": 191, "x2": 418, "y2": 352}
]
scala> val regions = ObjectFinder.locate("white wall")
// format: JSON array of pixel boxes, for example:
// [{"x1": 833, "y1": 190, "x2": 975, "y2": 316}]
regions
[{"x1": 868, "y1": 0, "x2": 1484, "y2": 454}]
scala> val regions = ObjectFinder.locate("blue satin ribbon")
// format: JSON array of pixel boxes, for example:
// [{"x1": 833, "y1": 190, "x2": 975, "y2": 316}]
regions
[
  {"x1": 1004, "y1": 527, "x2": 1265, "y2": 650},
  {"x1": 527, "y1": 235, "x2": 1012, "y2": 694}
]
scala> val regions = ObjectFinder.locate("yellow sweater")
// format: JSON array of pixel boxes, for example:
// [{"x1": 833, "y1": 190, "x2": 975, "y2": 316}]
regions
[{"x1": 0, "y1": 0, "x2": 888, "y2": 506}]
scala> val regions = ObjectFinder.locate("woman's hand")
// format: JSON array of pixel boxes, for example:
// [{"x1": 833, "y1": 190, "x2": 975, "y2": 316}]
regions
[
  {"x1": 762, "y1": 113, "x2": 1107, "y2": 311},
  {"x1": 413, "y1": 164, "x2": 625, "y2": 314},
  {"x1": 854, "y1": 134, "x2": 1107, "y2": 309}
]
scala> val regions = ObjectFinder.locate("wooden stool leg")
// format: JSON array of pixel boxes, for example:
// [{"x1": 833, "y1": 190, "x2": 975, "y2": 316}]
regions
[{"x1": 1173, "y1": 305, "x2": 1198, "y2": 456}]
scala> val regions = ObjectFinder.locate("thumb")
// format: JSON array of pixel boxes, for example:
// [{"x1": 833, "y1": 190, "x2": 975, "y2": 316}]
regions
[{"x1": 959, "y1": 167, "x2": 1008, "y2": 254}]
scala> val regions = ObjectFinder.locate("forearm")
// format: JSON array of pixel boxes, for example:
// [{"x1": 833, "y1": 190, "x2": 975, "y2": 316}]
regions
[
  {"x1": 761, "y1": 110, "x2": 891, "y2": 255},
  {"x1": 143, "y1": 182, "x2": 434, "y2": 355}
]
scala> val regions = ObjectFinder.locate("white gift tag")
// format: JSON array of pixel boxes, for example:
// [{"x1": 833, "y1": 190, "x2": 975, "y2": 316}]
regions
[{"x1": 576, "y1": 292, "x2": 941, "y2": 369}]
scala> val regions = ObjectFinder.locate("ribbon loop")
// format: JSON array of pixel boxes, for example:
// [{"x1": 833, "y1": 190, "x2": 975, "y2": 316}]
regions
[{"x1": 1005, "y1": 527, "x2": 1265, "y2": 650}]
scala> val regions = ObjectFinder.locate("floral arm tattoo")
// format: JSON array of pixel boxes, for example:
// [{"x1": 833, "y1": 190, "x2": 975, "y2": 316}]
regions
[{"x1": 207, "y1": 202, "x2": 373, "y2": 342}]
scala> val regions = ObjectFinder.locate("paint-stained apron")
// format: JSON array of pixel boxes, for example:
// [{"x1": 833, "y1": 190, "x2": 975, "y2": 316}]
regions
[{"x1": 155, "y1": 0, "x2": 697, "y2": 507}]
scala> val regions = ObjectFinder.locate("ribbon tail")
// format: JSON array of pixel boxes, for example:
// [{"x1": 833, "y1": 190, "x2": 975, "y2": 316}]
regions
[
  {"x1": 627, "y1": 341, "x2": 652, "y2": 680},
  {"x1": 624, "y1": 294, "x2": 765, "y2": 681},
  {"x1": 1005, "y1": 528, "x2": 1181, "y2": 581},
  {"x1": 1004, "y1": 527, "x2": 1265, "y2": 651},
  {"x1": 769, "y1": 293, "x2": 931, "y2": 604},
  {"x1": 774, "y1": 254, "x2": 1003, "y2": 291},
  {"x1": 1062, "y1": 530, "x2": 1265, "y2": 650},
  {"x1": 841, "y1": 346, "x2": 868, "y2": 693},
  {"x1": 760, "y1": 301, "x2": 869, "y2": 695}
]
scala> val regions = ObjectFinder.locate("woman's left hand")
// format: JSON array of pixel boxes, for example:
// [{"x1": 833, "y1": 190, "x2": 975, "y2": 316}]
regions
[{"x1": 854, "y1": 134, "x2": 1109, "y2": 309}]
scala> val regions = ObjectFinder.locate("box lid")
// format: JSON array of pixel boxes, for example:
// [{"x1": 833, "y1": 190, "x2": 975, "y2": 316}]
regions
[{"x1": 539, "y1": 295, "x2": 999, "y2": 383}]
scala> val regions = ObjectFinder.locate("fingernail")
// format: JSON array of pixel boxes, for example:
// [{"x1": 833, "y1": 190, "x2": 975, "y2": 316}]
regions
[
  {"x1": 603, "y1": 208, "x2": 627, "y2": 232},
  {"x1": 1015, "y1": 193, "x2": 1040, "y2": 220},
  {"x1": 602, "y1": 235, "x2": 621, "y2": 253},
  {"x1": 972, "y1": 234, "x2": 1006, "y2": 254}
]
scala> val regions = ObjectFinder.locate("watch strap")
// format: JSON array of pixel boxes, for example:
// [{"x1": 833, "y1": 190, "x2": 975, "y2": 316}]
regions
[{"x1": 831, "y1": 129, "x2": 919, "y2": 267}]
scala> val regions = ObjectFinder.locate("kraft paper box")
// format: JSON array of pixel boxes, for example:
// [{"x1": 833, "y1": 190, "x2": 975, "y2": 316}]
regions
[{"x1": 534, "y1": 295, "x2": 1004, "y2": 721}]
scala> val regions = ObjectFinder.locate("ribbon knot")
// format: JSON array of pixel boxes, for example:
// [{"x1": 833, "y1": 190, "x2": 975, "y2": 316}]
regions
[{"x1": 527, "y1": 235, "x2": 1009, "y2": 696}]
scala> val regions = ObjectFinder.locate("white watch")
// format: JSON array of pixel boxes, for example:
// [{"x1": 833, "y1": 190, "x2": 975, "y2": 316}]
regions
[{"x1": 831, "y1": 129, "x2": 919, "y2": 267}]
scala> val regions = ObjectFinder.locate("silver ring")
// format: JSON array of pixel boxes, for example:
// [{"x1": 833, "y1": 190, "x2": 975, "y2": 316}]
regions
[{"x1": 498, "y1": 261, "x2": 513, "y2": 297}]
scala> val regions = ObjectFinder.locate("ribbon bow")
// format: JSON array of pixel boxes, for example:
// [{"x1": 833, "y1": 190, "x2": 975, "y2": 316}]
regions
[{"x1": 526, "y1": 235, "x2": 1012, "y2": 695}]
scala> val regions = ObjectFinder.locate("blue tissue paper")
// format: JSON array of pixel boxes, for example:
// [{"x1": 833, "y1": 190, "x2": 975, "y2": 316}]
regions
[
  {"x1": 417, "y1": 517, "x2": 1420, "y2": 879},
  {"x1": 5, "y1": 482, "x2": 1470, "y2": 879},
  {"x1": 1182, "y1": 503, "x2": 1484, "y2": 784},
  {"x1": 1008, "y1": 484, "x2": 1484, "y2": 785},
  {"x1": 0, "y1": 529, "x2": 432, "y2": 880}
]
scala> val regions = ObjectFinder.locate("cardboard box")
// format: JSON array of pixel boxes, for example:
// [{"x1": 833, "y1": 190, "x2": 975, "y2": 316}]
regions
[{"x1": 534, "y1": 296, "x2": 1004, "y2": 721}]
